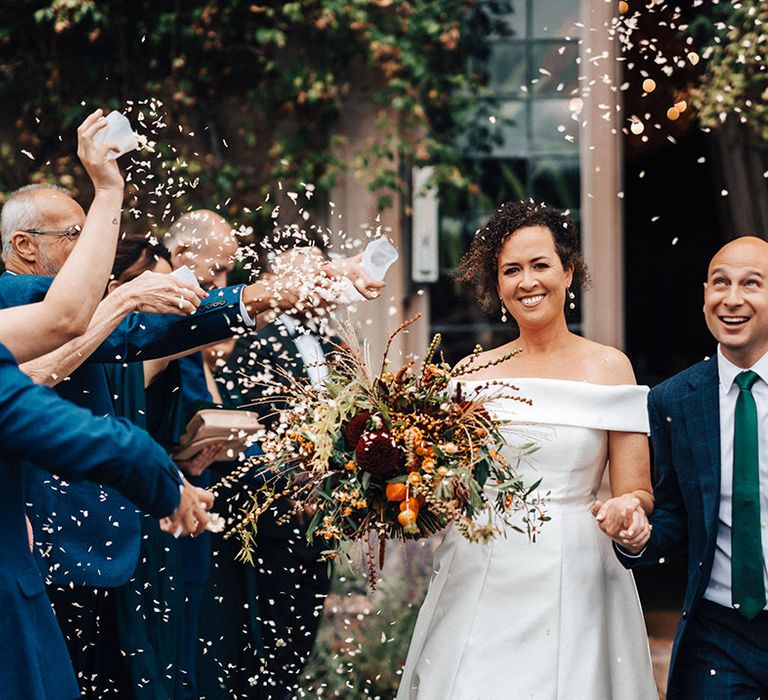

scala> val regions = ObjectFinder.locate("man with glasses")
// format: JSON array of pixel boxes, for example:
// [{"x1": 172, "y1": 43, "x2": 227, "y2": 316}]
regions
[{"x1": 3, "y1": 185, "x2": 84, "y2": 276}]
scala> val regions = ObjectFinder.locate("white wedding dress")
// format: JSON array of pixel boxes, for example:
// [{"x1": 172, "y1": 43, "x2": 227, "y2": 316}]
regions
[{"x1": 397, "y1": 378, "x2": 658, "y2": 700}]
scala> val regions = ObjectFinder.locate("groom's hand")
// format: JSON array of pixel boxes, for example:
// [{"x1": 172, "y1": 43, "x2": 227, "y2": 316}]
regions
[{"x1": 618, "y1": 513, "x2": 652, "y2": 554}]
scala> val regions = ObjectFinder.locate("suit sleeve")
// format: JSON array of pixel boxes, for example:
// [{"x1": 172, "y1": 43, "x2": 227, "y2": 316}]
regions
[
  {"x1": 616, "y1": 386, "x2": 689, "y2": 569},
  {"x1": 0, "y1": 349, "x2": 182, "y2": 518},
  {"x1": 87, "y1": 285, "x2": 251, "y2": 364},
  {"x1": 0, "y1": 275, "x2": 251, "y2": 365}
]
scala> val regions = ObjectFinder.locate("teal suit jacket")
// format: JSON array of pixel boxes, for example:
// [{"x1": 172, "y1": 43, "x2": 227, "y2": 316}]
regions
[{"x1": 0, "y1": 342, "x2": 182, "y2": 699}]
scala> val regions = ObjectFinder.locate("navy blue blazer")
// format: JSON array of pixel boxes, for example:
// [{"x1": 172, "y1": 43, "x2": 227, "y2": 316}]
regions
[
  {"x1": 0, "y1": 271, "x2": 248, "y2": 588},
  {"x1": 0, "y1": 343, "x2": 182, "y2": 700},
  {"x1": 616, "y1": 356, "x2": 722, "y2": 699},
  {"x1": 177, "y1": 353, "x2": 214, "y2": 586}
]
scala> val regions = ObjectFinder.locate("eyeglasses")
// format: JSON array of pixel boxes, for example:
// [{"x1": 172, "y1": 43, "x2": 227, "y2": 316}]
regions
[{"x1": 20, "y1": 224, "x2": 82, "y2": 241}]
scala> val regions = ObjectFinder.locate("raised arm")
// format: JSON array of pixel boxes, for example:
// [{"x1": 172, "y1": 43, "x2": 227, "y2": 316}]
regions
[
  {"x1": 0, "y1": 110, "x2": 124, "y2": 362},
  {"x1": 88, "y1": 252, "x2": 387, "y2": 364},
  {"x1": 14, "y1": 247, "x2": 389, "y2": 373}
]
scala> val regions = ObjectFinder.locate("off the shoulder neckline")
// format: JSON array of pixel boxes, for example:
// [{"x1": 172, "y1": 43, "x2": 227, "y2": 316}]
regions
[{"x1": 456, "y1": 376, "x2": 647, "y2": 390}]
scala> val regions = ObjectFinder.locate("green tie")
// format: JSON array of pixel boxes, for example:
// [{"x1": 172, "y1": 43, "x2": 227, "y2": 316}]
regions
[{"x1": 732, "y1": 370, "x2": 766, "y2": 619}]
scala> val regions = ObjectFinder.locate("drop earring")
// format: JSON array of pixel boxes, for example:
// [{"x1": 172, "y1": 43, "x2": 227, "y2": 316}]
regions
[
  {"x1": 500, "y1": 299, "x2": 508, "y2": 323},
  {"x1": 567, "y1": 288, "x2": 576, "y2": 310}
]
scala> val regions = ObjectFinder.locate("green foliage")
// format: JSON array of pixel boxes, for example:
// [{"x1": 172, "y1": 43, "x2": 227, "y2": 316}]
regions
[
  {"x1": 690, "y1": 0, "x2": 768, "y2": 142},
  {"x1": 0, "y1": 0, "x2": 511, "y2": 224}
]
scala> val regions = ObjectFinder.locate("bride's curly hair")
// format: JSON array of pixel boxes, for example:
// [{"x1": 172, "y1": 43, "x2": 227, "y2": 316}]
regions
[{"x1": 456, "y1": 200, "x2": 590, "y2": 312}]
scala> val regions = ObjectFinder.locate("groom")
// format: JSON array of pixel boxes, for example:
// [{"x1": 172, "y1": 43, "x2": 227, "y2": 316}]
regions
[{"x1": 616, "y1": 236, "x2": 768, "y2": 698}]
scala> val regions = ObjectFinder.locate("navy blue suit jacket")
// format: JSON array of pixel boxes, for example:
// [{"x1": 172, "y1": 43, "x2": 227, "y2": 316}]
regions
[
  {"x1": 177, "y1": 353, "x2": 214, "y2": 586},
  {"x1": 616, "y1": 356, "x2": 722, "y2": 699},
  {"x1": 0, "y1": 271, "x2": 248, "y2": 587},
  {"x1": 0, "y1": 343, "x2": 182, "y2": 700}
]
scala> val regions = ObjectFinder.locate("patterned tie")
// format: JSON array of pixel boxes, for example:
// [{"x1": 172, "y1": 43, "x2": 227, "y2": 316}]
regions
[{"x1": 731, "y1": 370, "x2": 766, "y2": 619}]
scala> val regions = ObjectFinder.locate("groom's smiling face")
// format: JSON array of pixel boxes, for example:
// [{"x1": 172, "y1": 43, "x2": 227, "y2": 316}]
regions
[{"x1": 704, "y1": 236, "x2": 768, "y2": 367}]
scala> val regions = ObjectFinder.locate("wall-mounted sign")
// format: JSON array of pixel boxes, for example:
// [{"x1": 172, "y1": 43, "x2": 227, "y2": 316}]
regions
[{"x1": 411, "y1": 166, "x2": 439, "y2": 283}]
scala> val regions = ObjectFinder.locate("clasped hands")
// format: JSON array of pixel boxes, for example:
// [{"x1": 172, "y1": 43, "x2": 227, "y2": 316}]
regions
[
  {"x1": 160, "y1": 476, "x2": 216, "y2": 538},
  {"x1": 591, "y1": 493, "x2": 651, "y2": 554}
]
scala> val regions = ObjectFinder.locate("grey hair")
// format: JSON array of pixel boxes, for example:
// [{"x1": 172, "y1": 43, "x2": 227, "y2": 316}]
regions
[
  {"x1": 162, "y1": 209, "x2": 227, "y2": 251},
  {"x1": 1, "y1": 184, "x2": 71, "y2": 261}
]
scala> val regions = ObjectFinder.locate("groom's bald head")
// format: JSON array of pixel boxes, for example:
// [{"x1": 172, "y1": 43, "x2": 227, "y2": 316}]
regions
[
  {"x1": 707, "y1": 236, "x2": 768, "y2": 277},
  {"x1": 704, "y1": 235, "x2": 768, "y2": 368}
]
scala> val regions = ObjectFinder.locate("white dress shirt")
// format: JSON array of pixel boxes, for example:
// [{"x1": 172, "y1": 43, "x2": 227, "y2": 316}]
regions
[
  {"x1": 279, "y1": 314, "x2": 329, "y2": 388},
  {"x1": 703, "y1": 346, "x2": 768, "y2": 610}
]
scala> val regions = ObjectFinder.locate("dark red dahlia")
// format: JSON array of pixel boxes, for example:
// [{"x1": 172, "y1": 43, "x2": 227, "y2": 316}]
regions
[
  {"x1": 344, "y1": 412, "x2": 373, "y2": 449},
  {"x1": 355, "y1": 430, "x2": 400, "y2": 476}
]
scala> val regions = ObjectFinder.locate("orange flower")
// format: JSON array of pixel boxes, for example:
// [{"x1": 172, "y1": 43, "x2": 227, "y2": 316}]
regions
[{"x1": 386, "y1": 482, "x2": 408, "y2": 502}]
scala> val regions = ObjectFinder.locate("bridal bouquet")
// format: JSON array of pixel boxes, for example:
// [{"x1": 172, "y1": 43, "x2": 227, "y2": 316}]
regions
[{"x1": 220, "y1": 315, "x2": 547, "y2": 585}]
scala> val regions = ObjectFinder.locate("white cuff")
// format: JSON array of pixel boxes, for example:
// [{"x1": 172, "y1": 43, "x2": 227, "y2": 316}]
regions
[
  {"x1": 614, "y1": 542, "x2": 646, "y2": 558},
  {"x1": 239, "y1": 289, "x2": 256, "y2": 327}
]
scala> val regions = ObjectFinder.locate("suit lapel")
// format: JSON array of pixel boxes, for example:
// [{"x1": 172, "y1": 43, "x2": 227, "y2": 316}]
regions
[{"x1": 683, "y1": 358, "x2": 721, "y2": 538}]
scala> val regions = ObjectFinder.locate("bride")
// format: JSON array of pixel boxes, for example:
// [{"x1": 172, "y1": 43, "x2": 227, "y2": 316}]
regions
[{"x1": 397, "y1": 201, "x2": 658, "y2": 699}]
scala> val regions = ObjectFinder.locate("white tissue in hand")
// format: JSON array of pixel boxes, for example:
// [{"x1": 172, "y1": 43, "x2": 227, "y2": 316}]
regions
[
  {"x1": 170, "y1": 265, "x2": 201, "y2": 289},
  {"x1": 335, "y1": 237, "x2": 398, "y2": 304},
  {"x1": 93, "y1": 111, "x2": 139, "y2": 160}
]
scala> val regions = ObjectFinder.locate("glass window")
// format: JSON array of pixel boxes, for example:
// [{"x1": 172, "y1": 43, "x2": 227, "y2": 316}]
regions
[
  {"x1": 531, "y1": 0, "x2": 581, "y2": 38},
  {"x1": 431, "y1": 1, "x2": 583, "y2": 359},
  {"x1": 529, "y1": 42, "x2": 580, "y2": 96},
  {"x1": 473, "y1": 158, "x2": 529, "y2": 206},
  {"x1": 488, "y1": 42, "x2": 527, "y2": 95},
  {"x1": 488, "y1": 100, "x2": 528, "y2": 157},
  {"x1": 490, "y1": 0, "x2": 527, "y2": 40},
  {"x1": 531, "y1": 98, "x2": 579, "y2": 153},
  {"x1": 529, "y1": 157, "x2": 580, "y2": 211}
]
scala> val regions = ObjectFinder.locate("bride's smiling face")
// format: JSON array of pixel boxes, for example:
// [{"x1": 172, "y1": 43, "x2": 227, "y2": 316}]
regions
[{"x1": 497, "y1": 225, "x2": 573, "y2": 329}]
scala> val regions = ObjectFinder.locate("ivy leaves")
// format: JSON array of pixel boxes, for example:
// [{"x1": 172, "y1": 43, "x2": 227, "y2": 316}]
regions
[{"x1": 0, "y1": 0, "x2": 509, "y2": 220}]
